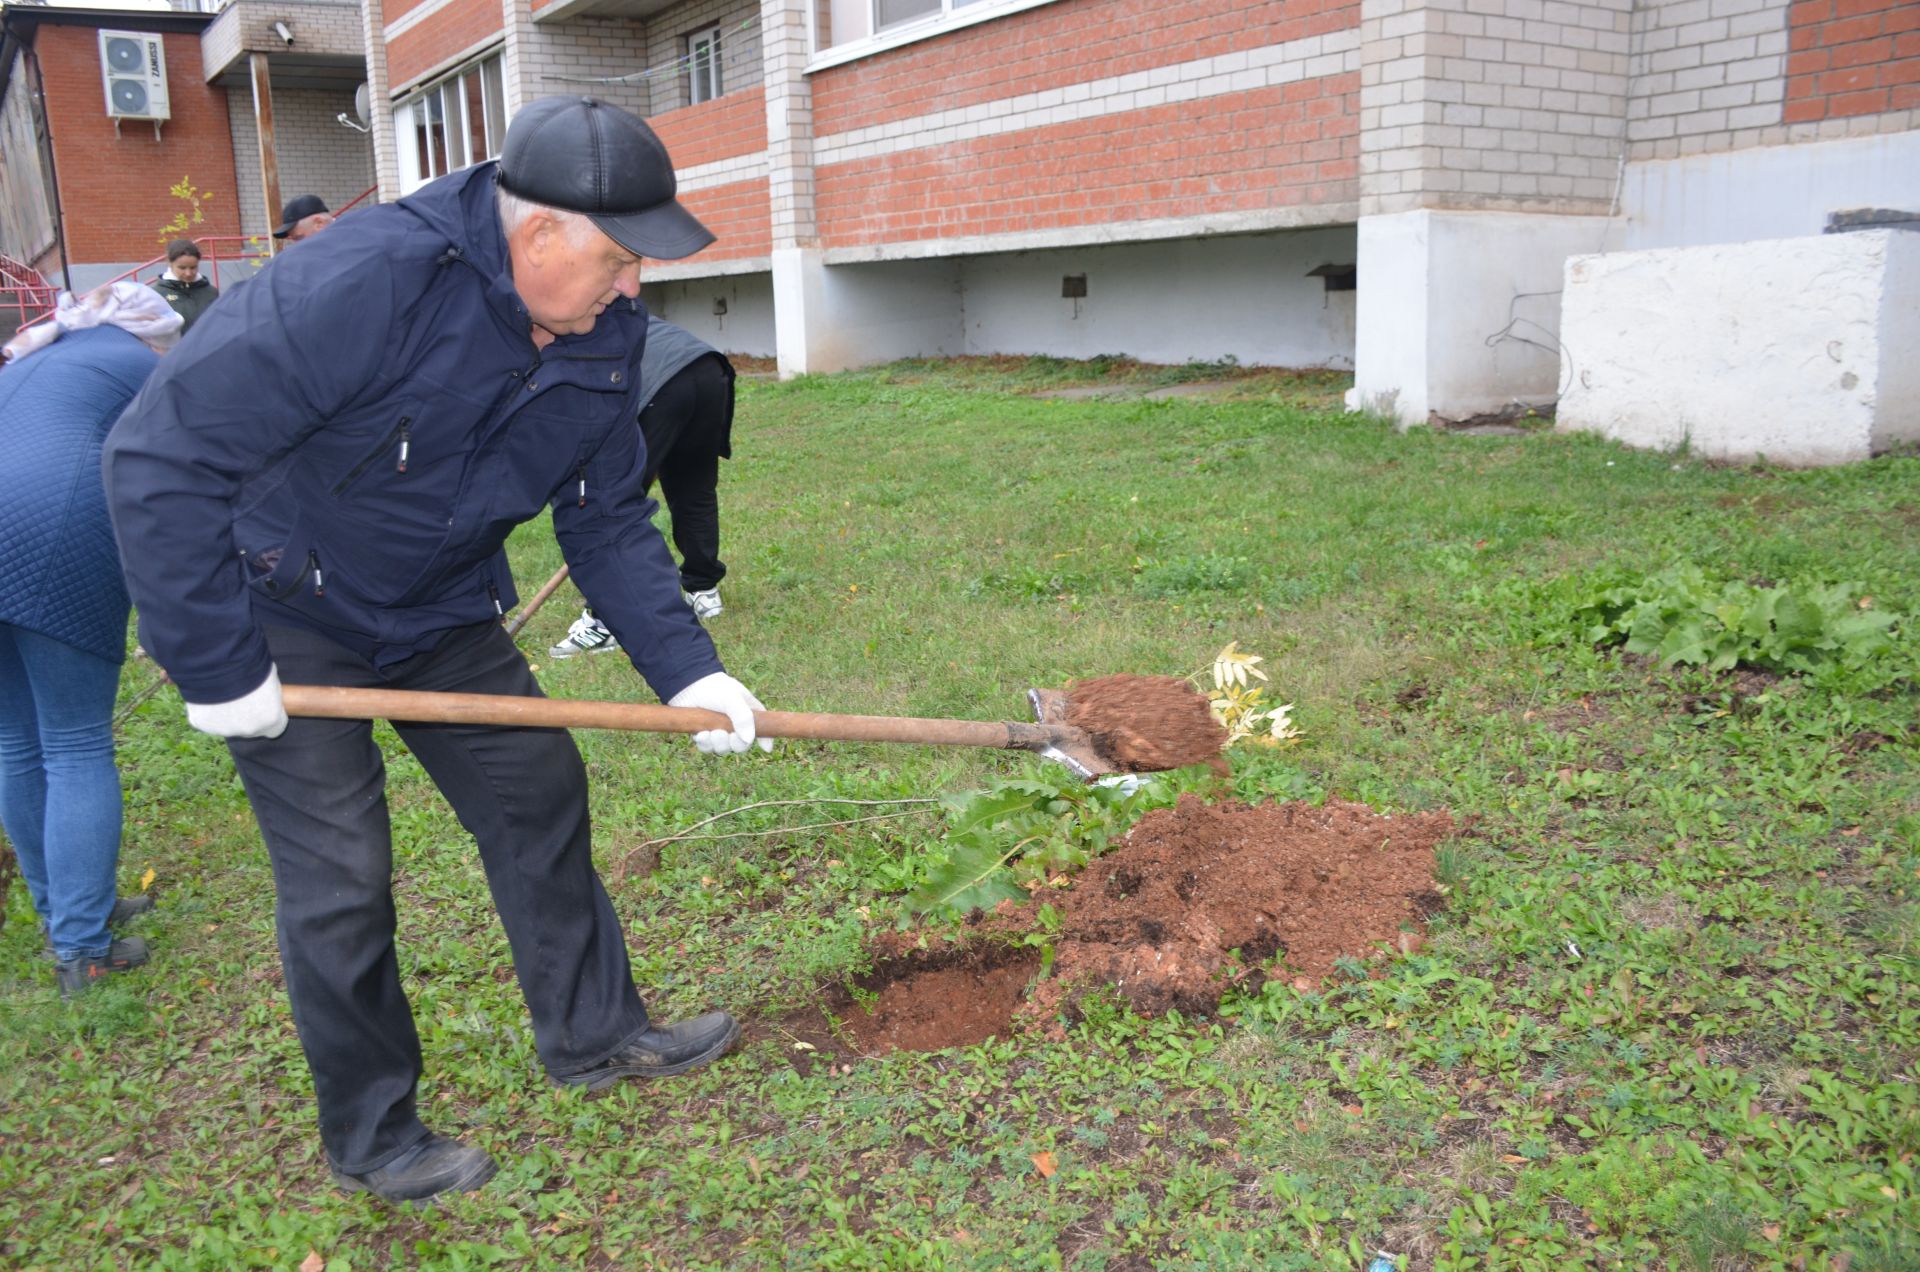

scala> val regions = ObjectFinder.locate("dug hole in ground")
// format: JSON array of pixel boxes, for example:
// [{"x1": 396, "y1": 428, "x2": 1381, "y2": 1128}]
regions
[{"x1": 772, "y1": 676, "x2": 1457, "y2": 1059}]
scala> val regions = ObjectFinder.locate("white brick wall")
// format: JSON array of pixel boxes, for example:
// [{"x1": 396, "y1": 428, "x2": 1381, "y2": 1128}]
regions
[
  {"x1": 524, "y1": 17, "x2": 654, "y2": 116},
  {"x1": 1625, "y1": 0, "x2": 1789, "y2": 157},
  {"x1": 642, "y1": 0, "x2": 762, "y2": 116},
  {"x1": 228, "y1": 84, "x2": 376, "y2": 238},
  {"x1": 1361, "y1": 0, "x2": 1632, "y2": 215},
  {"x1": 205, "y1": 0, "x2": 370, "y2": 79}
]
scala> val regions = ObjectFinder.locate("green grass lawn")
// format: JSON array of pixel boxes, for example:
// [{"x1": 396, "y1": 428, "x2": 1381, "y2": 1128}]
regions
[{"x1": 3, "y1": 359, "x2": 1917, "y2": 1269}]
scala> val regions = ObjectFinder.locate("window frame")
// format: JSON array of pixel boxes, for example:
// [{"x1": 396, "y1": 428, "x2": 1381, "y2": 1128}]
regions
[
  {"x1": 393, "y1": 51, "x2": 506, "y2": 196},
  {"x1": 807, "y1": 0, "x2": 1060, "y2": 72},
  {"x1": 687, "y1": 24, "x2": 723, "y2": 106}
]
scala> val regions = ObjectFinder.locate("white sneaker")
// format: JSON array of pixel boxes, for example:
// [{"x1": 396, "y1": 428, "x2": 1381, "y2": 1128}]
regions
[
  {"x1": 549, "y1": 611, "x2": 620, "y2": 658},
  {"x1": 684, "y1": 588, "x2": 724, "y2": 620}
]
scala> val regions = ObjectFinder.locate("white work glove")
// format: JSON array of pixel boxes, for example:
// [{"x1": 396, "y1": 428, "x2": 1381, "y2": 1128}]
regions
[
  {"x1": 184, "y1": 664, "x2": 290, "y2": 740},
  {"x1": 668, "y1": 672, "x2": 772, "y2": 755}
]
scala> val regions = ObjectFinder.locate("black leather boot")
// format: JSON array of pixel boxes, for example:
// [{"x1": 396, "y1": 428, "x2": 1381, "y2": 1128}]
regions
[
  {"x1": 331, "y1": 1134, "x2": 498, "y2": 1203},
  {"x1": 553, "y1": 1011, "x2": 741, "y2": 1092}
]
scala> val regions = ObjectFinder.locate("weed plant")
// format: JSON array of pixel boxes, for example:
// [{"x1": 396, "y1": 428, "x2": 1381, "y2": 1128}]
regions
[{"x1": 2, "y1": 359, "x2": 1917, "y2": 1268}]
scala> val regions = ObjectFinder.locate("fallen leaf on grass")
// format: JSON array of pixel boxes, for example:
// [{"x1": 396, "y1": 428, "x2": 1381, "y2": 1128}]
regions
[
  {"x1": 1500, "y1": 1154, "x2": 1528, "y2": 1164},
  {"x1": 140, "y1": 868, "x2": 156, "y2": 892},
  {"x1": 300, "y1": 1252, "x2": 325, "y2": 1272},
  {"x1": 1760, "y1": 1225, "x2": 1781, "y2": 1242},
  {"x1": 1031, "y1": 1151, "x2": 1057, "y2": 1178}
]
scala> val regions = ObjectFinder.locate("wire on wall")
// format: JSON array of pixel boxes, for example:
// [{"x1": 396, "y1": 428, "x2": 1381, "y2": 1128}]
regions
[{"x1": 554, "y1": 13, "x2": 761, "y2": 85}]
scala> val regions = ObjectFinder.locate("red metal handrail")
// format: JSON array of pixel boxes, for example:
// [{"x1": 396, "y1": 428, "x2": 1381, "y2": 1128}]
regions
[
  {"x1": 0, "y1": 252, "x2": 59, "y2": 338},
  {"x1": 13, "y1": 184, "x2": 379, "y2": 330}
]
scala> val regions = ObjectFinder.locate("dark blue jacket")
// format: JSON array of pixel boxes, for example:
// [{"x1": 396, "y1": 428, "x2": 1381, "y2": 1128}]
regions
[
  {"x1": 103, "y1": 162, "x2": 723, "y2": 705},
  {"x1": 0, "y1": 326, "x2": 157, "y2": 663}
]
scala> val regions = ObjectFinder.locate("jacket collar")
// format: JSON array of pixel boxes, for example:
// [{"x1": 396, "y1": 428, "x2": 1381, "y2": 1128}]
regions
[{"x1": 406, "y1": 162, "x2": 645, "y2": 362}]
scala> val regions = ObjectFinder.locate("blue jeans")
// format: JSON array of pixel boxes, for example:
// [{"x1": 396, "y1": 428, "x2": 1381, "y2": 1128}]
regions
[{"x1": 0, "y1": 623, "x2": 125, "y2": 960}]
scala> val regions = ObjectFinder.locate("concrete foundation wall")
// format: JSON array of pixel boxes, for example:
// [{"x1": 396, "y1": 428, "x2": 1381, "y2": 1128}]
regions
[
  {"x1": 1557, "y1": 228, "x2": 1919, "y2": 465},
  {"x1": 1355, "y1": 208, "x2": 1609, "y2": 424},
  {"x1": 642, "y1": 270, "x2": 777, "y2": 357},
  {"x1": 955, "y1": 229, "x2": 1357, "y2": 369},
  {"x1": 1617, "y1": 130, "x2": 1920, "y2": 250}
]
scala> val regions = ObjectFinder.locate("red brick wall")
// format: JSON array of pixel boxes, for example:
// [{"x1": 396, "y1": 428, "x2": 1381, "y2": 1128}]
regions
[
  {"x1": 388, "y1": 0, "x2": 502, "y2": 90},
  {"x1": 35, "y1": 25, "x2": 242, "y2": 267},
  {"x1": 815, "y1": 74, "x2": 1357, "y2": 248},
  {"x1": 1784, "y1": 0, "x2": 1920, "y2": 122},
  {"x1": 813, "y1": 0, "x2": 1359, "y2": 137},
  {"x1": 650, "y1": 89, "x2": 768, "y2": 169},
  {"x1": 386, "y1": 0, "x2": 430, "y2": 25},
  {"x1": 675, "y1": 176, "x2": 771, "y2": 261}
]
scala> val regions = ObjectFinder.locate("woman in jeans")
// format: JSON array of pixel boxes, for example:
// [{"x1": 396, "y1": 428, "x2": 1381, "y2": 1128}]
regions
[{"x1": 0, "y1": 283, "x2": 181, "y2": 996}]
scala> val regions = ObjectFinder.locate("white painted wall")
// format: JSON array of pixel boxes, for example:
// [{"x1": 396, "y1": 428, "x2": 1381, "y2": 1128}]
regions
[
  {"x1": 769, "y1": 247, "x2": 965, "y2": 374},
  {"x1": 955, "y1": 229, "x2": 1357, "y2": 369},
  {"x1": 1355, "y1": 209, "x2": 1611, "y2": 425},
  {"x1": 1557, "y1": 229, "x2": 1919, "y2": 465},
  {"x1": 1352, "y1": 213, "x2": 1431, "y2": 423},
  {"x1": 643, "y1": 271, "x2": 777, "y2": 357},
  {"x1": 1616, "y1": 132, "x2": 1920, "y2": 251},
  {"x1": 1874, "y1": 229, "x2": 1920, "y2": 454}
]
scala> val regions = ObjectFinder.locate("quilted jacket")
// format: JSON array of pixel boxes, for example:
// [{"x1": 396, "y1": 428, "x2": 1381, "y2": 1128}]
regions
[
  {"x1": 0, "y1": 326, "x2": 157, "y2": 663},
  {"x1": 103, "y1": 161, "x2": 723, "y2": 705}
]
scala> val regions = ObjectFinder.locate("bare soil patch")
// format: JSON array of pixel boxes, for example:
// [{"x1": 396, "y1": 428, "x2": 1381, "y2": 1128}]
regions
[
  {"x1": 769, "y1": 794, "x2": 1452, "y2": 1058},
  {"x1": 761, "y1": 942, "x2": 1040, "y2": 1062},
  {"x1": 1017, "y1": 795, "x2": 1452, "y2": 1021}
]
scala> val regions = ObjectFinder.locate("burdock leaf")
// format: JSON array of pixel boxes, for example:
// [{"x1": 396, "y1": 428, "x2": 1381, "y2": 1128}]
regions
[{"x1": 911, "y1": 839, "x2": 1031, "y2": 915}]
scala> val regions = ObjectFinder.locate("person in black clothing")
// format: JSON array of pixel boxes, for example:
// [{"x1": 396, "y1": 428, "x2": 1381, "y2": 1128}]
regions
[
  {"x1": 551, "y1": 317, "x2": 733, "y2": 657},
  {"x1": 102, "y1": 98, "x2": 767, "y2": 1207},
  {"x1": 148, "y1": 240, "x2": 219, "y2": 334}
]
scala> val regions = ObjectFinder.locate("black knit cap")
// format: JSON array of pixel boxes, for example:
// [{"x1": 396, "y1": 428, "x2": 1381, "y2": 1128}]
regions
[{"x1": 497, "y1": 96, "x2": 714, "y2": 260}]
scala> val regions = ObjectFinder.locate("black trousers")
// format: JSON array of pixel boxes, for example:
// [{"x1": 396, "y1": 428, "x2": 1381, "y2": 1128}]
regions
[
  {"x1": 640, "y1": 353, "x2": 730, "y2": 593},
  {"x1": 226, "y1": 621, "x2": 650, "y2": 1172}
]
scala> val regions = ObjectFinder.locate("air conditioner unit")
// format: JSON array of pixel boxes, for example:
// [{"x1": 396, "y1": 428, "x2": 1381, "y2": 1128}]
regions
[{"x1": 99, "y1": 31, "x2": 170, "y2": 123}]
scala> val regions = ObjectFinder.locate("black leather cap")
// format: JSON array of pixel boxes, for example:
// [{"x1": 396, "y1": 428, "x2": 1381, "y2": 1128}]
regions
[{"x1": 497, "y1": 96, "x2": 714, "y2": 260}]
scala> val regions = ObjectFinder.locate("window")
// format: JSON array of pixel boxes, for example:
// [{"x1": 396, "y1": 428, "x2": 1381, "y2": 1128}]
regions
[
  {"x1": 394, "y1": 53, "x2": 505, "y2": 195},
  {"x1": 688, "y1": 26, "x2": 722, "y2": 105},
  {"x1": 814, "y1": 0, "x2": 1039, "y2": 60}
]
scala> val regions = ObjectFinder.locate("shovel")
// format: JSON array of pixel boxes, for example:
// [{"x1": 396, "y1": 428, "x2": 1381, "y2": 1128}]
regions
[{"x1": 279, "y1": 684, "x2": 1119, "y2": 779}]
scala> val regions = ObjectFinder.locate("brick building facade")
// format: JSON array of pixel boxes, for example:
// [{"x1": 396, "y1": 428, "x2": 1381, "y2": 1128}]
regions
[
  {"x1": 4, "y1": 0, "x2": 1915, "y2": 417},
  {"x1": 0, "y1": 1, "x2": 373, "y2": 291}
]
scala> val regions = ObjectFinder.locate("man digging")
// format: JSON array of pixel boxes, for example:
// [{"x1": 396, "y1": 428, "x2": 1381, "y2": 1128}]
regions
[{"x1": 104, "y1": 97, "x2": 768, "y2": 1204}]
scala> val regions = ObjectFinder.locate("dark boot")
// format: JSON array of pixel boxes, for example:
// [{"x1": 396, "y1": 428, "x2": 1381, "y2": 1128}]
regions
[
  {"x1": 553, "y1": 1011, "x2": 741, "y2": 1091},
  {"x1": 42, "y1": 895, "x2": 155, "y2": 958},
  {"x1": 331, "y1": 1133, "x2": 498, "y2": 1203},
  {"x1": 55, "y1": 936, "x2": 151, "y2": 999},
  {"x1": 110, "y1": 895, "x2": 156, "y2": 925}
]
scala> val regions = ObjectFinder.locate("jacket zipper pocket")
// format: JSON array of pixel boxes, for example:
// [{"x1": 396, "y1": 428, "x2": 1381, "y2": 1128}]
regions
[
  {"x1": 330, "y1": 417, "x2": 413, "y2": 497},
  {"x1": 305, "y1": 550, "x2": 326, "y2": 597},
  {"x1": 575, "y1": 465, "x2": 588, "y2": 508}
]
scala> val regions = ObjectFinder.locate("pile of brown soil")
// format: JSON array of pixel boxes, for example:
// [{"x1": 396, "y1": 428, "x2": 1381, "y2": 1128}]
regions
[
  {"x1": 773, "y1": 794, "x2": 1452, "y2": 1058},
  {"x1": 1065, "y1": 674, "x2": 1227, "y2": 772},
  {"x1": 1018, "y1": 794, "x2": 1452, "y2": 1021}
]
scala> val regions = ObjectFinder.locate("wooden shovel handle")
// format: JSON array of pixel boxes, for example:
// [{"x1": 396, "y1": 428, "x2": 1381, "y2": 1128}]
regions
[
  {"x1": 502, "y1": 563, "x2": 572, "y2": 638},
  {"x1": 280, "y1": 684, "x2": 1066, "y2": 752}
]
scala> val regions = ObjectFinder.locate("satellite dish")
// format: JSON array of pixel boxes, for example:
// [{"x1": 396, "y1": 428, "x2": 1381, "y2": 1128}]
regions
[{"x1": 354, "y1": 82, "x2": 371, "y2": 126}]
